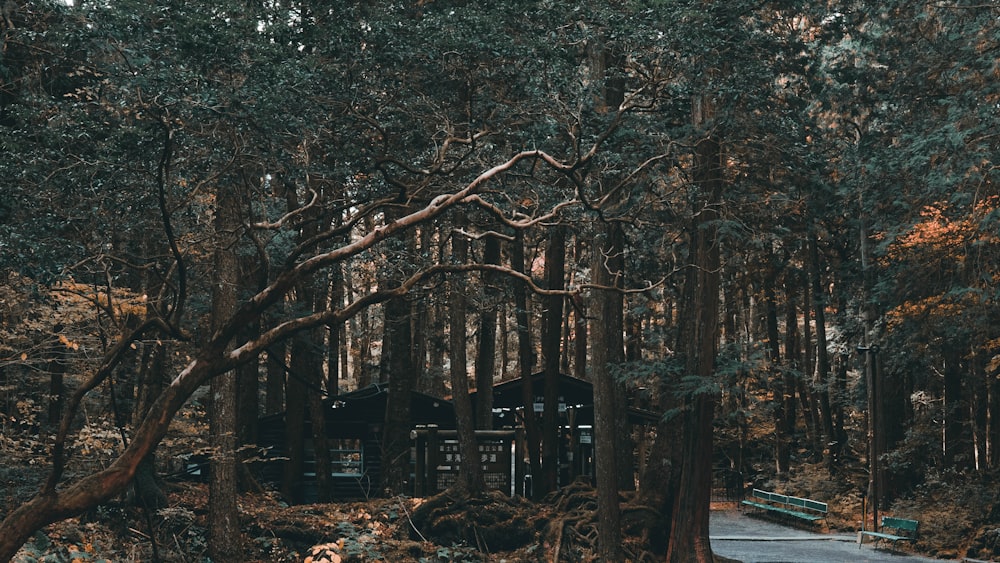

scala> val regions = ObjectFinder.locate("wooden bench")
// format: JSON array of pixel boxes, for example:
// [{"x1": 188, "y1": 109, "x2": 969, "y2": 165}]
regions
[
  {"x1": 741, "y1": 488, "x2": 827, "y2": 522},
  {"x1": 859, "y1": 516, "x2": 919, "y2": 550}
]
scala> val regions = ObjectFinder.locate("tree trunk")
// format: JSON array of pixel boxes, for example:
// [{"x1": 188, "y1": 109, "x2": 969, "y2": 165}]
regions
[
  {"x1": 808, "y1": 231, "x2": 835, "y2": 473},
  {"x1": 512, "y1": 232, "x2": 543, "y2": 498},
  {"x1": 130, "y1": 340, "x2": 169, "y2": 512},
  {"x1": 381, "y1": 216, "x2": 416, "y2": 494},
  {"x1": 800, "y1": 270, "x2": 822, "y2": 455},
  {"x1": 606, "y1": 225, "x2": 634, "y2": 492},
  {"x1": 46, "y1": 328, "x2": 66, "y2": 425},
  {"x1": 410, "y1": 228, "x2": 430, "y2": 394},
  {"x1": 943, "y1": 346, "x2": 968, "y2": 469},
  {"x1": 327, "y1": 262, "x2": 345, "y2": 397},
  {"x1": 990, "y1": 361, "x2": 1000, "y2": 469},
  {"x1": 237, "y1": 249, "x2": 265, "y2": 451},
  {"x1": 265, "y1": 340, "x2": 285, "y2": 415},
  {"x1": 572, "y1": 290, "x2": 588, "y2": 379},
  {"x1": 281, "y1": 179, "x2": 329, "y2": 503},
  {"x1": 781, "y1": 281, "x2": 799, "y2": 454},
  {"x1": 208, "y1": 178, "x2": 242, "y2": 562},
  {"x1": 591, "y1": 227, "x2": 625, "y2": 561},
  {"x1": 308, "y1": 352, "x2": 332, "y2": 503},
  {"x1": 665, "y1": 98, "x2": 722, "y2": 563},
  {"x1": 763, "y1": 257, "x2": 789, "y2": 476},
  {"x1": 450, "y1": 226, "x2": 484, "y2": 494},
  {"x1": 638, "y1": 404, "x2": 684, "y2": 553},
  {"x1": 540, "y1": 227, "x2": 566, "y2": 495},
  {"x1": 474, "y1": 234, "x2": 500, "y2": 430},
  {"x1": 130, "y1": 231, "x2": 171, "y2": 512}
]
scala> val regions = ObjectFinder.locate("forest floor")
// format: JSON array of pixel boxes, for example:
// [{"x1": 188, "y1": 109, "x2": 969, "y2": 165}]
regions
[
  {"x1": 5, "y1": 449, "x2": 1000, "y2": 562},
  {"x1": 3, "y1": 380, "x2": 1000, "y2": 561}
]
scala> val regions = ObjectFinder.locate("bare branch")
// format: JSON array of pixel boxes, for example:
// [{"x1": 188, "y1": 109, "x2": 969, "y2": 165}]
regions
[
  {"x1": 156, "y1": 117, "x2": 187, "y2": 328},
  {"x1": 464, "y1": 194, "x2": 581, "y2": 230},
  {"x1": 43, "y1": 317, "x2": 173, "y2": 494},
  {"x1": 597, "y1": 152, "x2": 676, "y2": 210},
  {"x1": 452, "y1": 228, "x2": 516, "y2": 242},
  {"x1": 252, "y1": 188, "x2": 319, "y2": 229},
  {"x1": 232, "y1": 261, "x2": 664, "y2": 368}
]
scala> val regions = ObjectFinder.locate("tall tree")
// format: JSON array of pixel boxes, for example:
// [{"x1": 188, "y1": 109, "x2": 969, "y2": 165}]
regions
[
  {"x1": 474, "y1": 234, "x2": 501, "y2": 430},
  {"x1": 512, "y1": 232, "x2": 543, "y2": 498},
  {"x1": 665, "y1": 96, "x2": 724, "y2": 563},
  {"x1": 380, "y1": 216, "x2": 417, "y2": 495},
  {"x1": 448, "y1": 223, "x2": 485, "y2": 494},
  {"x1": 540, "y1": 227, "x2": 566, "y2": 495},
  {"x1": 590, "y1": 227, "x2": 625, "y2": 561},
  {"x1": 208, "y1": 174, "x2": 243, "y2": 563}
]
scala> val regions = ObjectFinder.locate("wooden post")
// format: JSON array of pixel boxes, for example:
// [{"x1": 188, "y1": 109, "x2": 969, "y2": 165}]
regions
[
  {"x1": 412, "y1": 426, "x2": 426, "y2": 497},
  {"x1": 426, "y1": 425, "x2": 439, "y2": 494}
]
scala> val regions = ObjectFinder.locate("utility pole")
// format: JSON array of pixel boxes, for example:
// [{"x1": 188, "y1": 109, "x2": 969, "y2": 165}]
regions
[{"x1": 858, "y1": 344, "x2": 880, "y2": 532}]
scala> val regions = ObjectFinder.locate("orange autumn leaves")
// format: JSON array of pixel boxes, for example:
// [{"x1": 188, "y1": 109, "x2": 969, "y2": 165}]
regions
[{"x1": 883, "y1": 196, "x2": 999, "y2": 332}]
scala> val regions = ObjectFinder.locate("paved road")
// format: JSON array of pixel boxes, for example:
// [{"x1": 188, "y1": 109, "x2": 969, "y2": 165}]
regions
[{"x1": 709, "y1": 510, "x2": 945, "y2": 563}]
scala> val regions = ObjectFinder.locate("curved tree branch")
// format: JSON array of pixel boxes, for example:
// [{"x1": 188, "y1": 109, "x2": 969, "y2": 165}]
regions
[
  {"x1": 156, "y1": 116, "x2": 187, "y2": 330},
  {"x1": 0, "y1": 141, "x2": 625, "y2": 560},
  {"x1": 252, "y1": 188, "x2": 319, "y2": 230}
]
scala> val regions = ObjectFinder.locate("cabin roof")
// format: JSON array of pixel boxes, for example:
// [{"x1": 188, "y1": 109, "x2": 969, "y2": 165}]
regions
[{"x1": 259, "y1": 383, "x2": 456, "y2": 428}]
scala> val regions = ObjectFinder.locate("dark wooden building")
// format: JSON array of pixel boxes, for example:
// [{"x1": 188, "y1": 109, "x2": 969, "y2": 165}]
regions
[
  {"x1": 257, "y1": 374, "x2": 658, "y2": 503},
  {"x1": 256, "y1": 383, "x2": 455, "y2": 502},
  {"x1": 473, "y1": 372, "x2": 660, "y2": 493}
]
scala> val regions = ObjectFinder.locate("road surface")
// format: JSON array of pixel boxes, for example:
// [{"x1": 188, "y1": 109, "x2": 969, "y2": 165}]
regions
[{"x1": 710, "y1": 509, "x2": 946, "y2": 563}]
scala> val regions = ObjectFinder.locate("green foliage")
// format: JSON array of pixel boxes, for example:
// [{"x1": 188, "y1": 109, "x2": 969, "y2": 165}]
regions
[{"x1": 2, "y1": 2, "x2": 1000, "y2": 556}]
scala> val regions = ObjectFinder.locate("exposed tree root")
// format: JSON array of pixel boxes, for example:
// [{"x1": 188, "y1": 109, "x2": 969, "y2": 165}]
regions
[
  {"x1": 543, "y1": 480, "x2": 662, "y2": 562},
  {"x1": 408, "y1": 489, "x2": 545, "y2": 554}
]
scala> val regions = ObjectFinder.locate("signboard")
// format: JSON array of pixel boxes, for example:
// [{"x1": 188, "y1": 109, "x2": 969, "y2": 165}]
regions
[
  {"x1": 411, "y1": 428, "x2": 518, "y2": 496},
  {"x1": 434, "y1": 438, "x2": 512, "y2": 493},
  {"x1": 533, "y1": 395, "x2": 567, "y2": 413}
]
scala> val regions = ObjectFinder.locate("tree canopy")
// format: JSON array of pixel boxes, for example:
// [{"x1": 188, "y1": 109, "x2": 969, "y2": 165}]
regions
[{"x1": 1, "y1": 0, "x2": 998, "y2": 561}]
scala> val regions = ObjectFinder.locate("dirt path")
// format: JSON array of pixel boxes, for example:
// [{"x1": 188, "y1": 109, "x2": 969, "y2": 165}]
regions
[{"x1": 710, "y1": 509, "x2": 945, "y2": 563}]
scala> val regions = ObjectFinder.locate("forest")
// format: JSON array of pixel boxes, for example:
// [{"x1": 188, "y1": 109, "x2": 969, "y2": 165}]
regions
[{"x1": 0, "y1": 0, "x2": 998, "y2": 562}]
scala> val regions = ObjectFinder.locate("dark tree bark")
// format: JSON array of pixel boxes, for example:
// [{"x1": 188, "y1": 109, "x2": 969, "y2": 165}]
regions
[
  {"x1": 381, "y1": 216, "x2": 417, "y2": 495},
  {"x1": 474, "y1": 234, "x2": 500, "y2": 430},
  {"x1": 605, "y1": 225, "x2": 634, "y2": 493},
  {"x1": 591, "y1": 227, "x2": 625, "y2": 561},
  {"x1": 381, "y1": 294, "x2": 414, "y2": 493},
  {"x1": 540, "y1": 227, "x2": 566, "y2": 495},
  {"x1": 281, "y1": 180, "x2": 330, "y2": 503},
  {"x1": 637, "y1": 397, "x2": 683, "y2": 553},
  {"x1": 449, "y1": 226, "x2": 485, "y2": 494},
  {"x1": 807, "y1": 231, "x2": 836, "y2": 473},
  {"x1": 665, "y1": 98, "x2": 722, "y2": 563},
  {"x1": 237, "y1": 248, "x2": 266, "y2": 449},
  {"x1": 264, "y1": 340, "x2": 286, "y2": 415},
  {"x1": 131, "y1": 343, "x2": 169, "y2": 513},
  {"x1": 46, "y1": 327, "x2": 67, "y2": 425},
  {"x1": 943, "y1": 346, "x2": 968, "y2": 469},
  {"x1": 129, "y1": 231, "x2": 171, "y2": 513},
  {"x1": 349, "y1": 216, "x2": 377, "y2": 390},
  {"x1": 990, "y1": 361, "x2": 1000, "y2": 469},
  {"x1": 573, "y1": 293, "x2": 588, "y2": 378},
  {"x1": 327, "y1": 262, "x2": 345, "y2": 397},
  {"x1": 800, "y1": 270, "x2": 822, "y2": 454},
  {"x1": 208, "y1": 178, "x2": 243, "y2": 563},
  {"x1": 781, "y1": 281, "x2": 800, "y2": 461},
  {"x1": 307, "y1": 356, "x2": 332, "y2": 502},
  {"x1": 763, "y1": 256, "x2": 789, "y2": 476},
  {"x1": 512, "y1": 232, "x2": 543, "y2": 498},
  {"x1": 409, "y1": 227, "x2": 431, "y2": 394}
]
